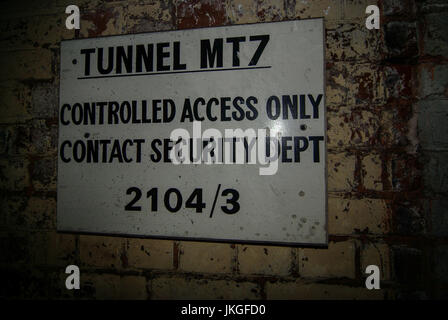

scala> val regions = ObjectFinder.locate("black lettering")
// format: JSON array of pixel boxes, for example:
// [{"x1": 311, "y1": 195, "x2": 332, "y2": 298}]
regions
[
  {"x1": 226, "y1": 37, "x2": 246, "y2": 67},
  {"x1": 249, "y1": 35, "x2": 269, "y2": 66},
  {"x1": 97, "y1": 47, "x2": 114, "y2": 74},
  {"x1": 200, "y1": 39, "x2": 223, "y2": 68},
  {"x1": 80, "y1": 48, "x2": 95, "y2": 76},
  {"x1": 136, "y1": 44, "x2": 153, "y2": 72}
]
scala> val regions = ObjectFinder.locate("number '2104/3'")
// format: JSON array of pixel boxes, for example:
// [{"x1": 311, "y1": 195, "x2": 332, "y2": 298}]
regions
[{"x1": 124, "y1": 187, "x2": 240, "y2": 216}]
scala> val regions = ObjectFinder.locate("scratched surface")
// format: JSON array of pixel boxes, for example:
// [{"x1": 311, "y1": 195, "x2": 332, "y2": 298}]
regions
[{"x1": 58, "y1": 19, "x2": 327, "y2": 245}]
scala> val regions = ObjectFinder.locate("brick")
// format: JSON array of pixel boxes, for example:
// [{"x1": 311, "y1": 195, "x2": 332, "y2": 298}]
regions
[
  {"x1": 384, "y1": 65, "x2": 414, "y2": 100},
  {"x1": 392, "y1": 246, "x2": 425, "y2": 289},
  {"x1": 298, "y1": 241, "x2": 356, "y2": 279},
  {"x1": 361, "y1": 243, "x2": 391, "y2": 281},
  {"x1": 80, "y1": 235, "x2": 125, "y2": 269},
  {"x1": 420, "y1": 64, "x2": 448, "y2": 99},
  {"x1": 383, "y1": 0, "x2": 416, "y2": 17},
  {"x1": 327, "y1": 153, "x2": 356, "y2": 191},
  {"x1": 179, "y1": 241, "x2": 233, "y2": 274},
  {"x1": 433, "y1": 245, "x2": 448, "y2": 286},
  {"x1": 422, "y1": 12, "x2": 448, "y2": 57},
  {"x1": 385, "y1": 21, "x2": 418, "y2": 58},
  {"x1": 418, "y1": 100, "x2": 448, "y2": 150},
  {"x1": 125, "y1": 2, "x2": 173, "y2": 33},
  {"x1": 82, "y1": 274, "x2": 147, "y2": 300},
  {"x1": 423, "y1": 151, "x2": 448, "y2": 195},
  {"x1": 0, "y1": 49, "x2": 53, "y2": 81},
  {"x1": 328, "y1": 198, "x2": 390, "y2": 235},
  {"x1": 393, "y1": 201, "x2": 426, "y2": 235},
  {"x1": 0, "y1": 157, "x2": 29, "y2": 191},
  {"x1": 430, "y1": 198, "x2": 448, "y2": 237},
  {"x1": 266, "y1": 281, "x2": 385, "y2": 299},
  {"x1": 0, "y1": 81, "x2": 32, "y2": 124},
  {"x1": 237, "y1": 244, "x2": 292, "y2": 275},
  {"x1": 151, "y1": 276, "x2": 260, "y2": 299},
  {"x1": 126, "y1": 238, "x2": 173, "y2": 270}
]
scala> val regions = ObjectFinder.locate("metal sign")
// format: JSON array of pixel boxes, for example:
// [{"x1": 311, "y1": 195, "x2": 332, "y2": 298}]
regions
[{"x1": 58, "y1": 19, "x2": 327, "y2": 245}]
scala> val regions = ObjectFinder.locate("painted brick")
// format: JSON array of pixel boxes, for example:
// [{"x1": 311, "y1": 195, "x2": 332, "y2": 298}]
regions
[
  {"x1": 0, "y1": 49, "x2": 53, "y2": 81},
  {"x1": 82, "y1": 274, "x2": 147, "y2": 300},
  {"x1": 126, "y1": 238, "x2": 173, "y2": 270},
  {"x1": 0, "y1": 14, "x2": 73, "y2": 51},
  {"x1": 125, "y1": 2, "x2": 173, "y2": 33},
  {"x1": 294, "y1": 0, "x2": 342, "y2": 21},
  {"x1": 176, "y1": 0, "x2": 227, "y2": 29},
  {"x1": 0, "y1": 1, "x2": 56, "y2": 20},
  {"x1": 226, "y1": 0, "x2": 260, "y2": 24},
  {"x1": 361, "y1": 242, "x2": 391, "y2": 281},
  {"x1": 0, "y1": 81, "x2": 32, "y2": 124},
  {"x1": 80, "y1": 235, "x2": 125, "y2": 269},
  {"x1": 298, "y1": 241, "x2": 356, "y2": 279},
  {"x1": 30, "y1": 120, "x2": 57, "y2": 155},
  {"x1": 327, "y1": 152, "x2": 356, "y2": 191},
  {"x1": 343, "y1": 0, "x2": 379, "y2": 20},
  {"x1": 362, "y1": 153, "x2": 388, "y2": 191},
  {"x1": 31, "y1": 82, "x2": 58, "y2": 119},
  {"x1": 346, "y1": 63, "x2": 386, "y2": 106},
  {"x1": 327, "y1": 108, "x2": 380, "y2": 148},
  {"x1": 80, "y1": 7, "x2": 126, "y2": 38},
  {"x1": 7, "y1": 195, "x2": 56, "y2": 230},
  {"x1": 47, "y1": 232, "x2": 77, "y2": 267},
  {"x1": 326, "y1": 23, "x2": 383, "y2": 62},
  {"x1": 179, "y1": 241, "x2": 233, "y2": 274},
  {"x1": 151, "y1": 276, "x2": 260, "y2": 299},
  {"x1": 254, "y1": 0, "x2": 285, "y2": 22},
  {"x1": 237, "y1": 244, "x2": 292, "y2": 275},
  {"x1": 326, "y1": 63, "x2": 347, "y2": 107},
  {"x1": 266, "y1": 281, "x2": 385, "y2": 299},
  {"x1": 328, "y1": 198, "x2": 390, "y2": 235},
  {"x1": 31, "y1": 157, "x2": 57, "y2": 191},
  {"x1": 0, "y1": 157, "x2": 29, "y2": 191}
]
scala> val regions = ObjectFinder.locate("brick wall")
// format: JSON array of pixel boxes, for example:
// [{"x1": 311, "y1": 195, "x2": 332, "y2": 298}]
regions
[{"x1": 0, "y1": 0, "x2": 447, "y2": 299}]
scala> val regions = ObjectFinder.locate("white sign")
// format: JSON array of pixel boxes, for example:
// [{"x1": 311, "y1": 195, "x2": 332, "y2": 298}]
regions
[{"x1": 58, "y1": 19, "x2": 327, "y2": 245}]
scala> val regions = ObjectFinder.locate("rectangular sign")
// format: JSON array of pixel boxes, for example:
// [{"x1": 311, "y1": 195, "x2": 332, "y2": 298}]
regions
[{"x1": 58, "y1": 19, "x2": 327, "y2": 245}]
